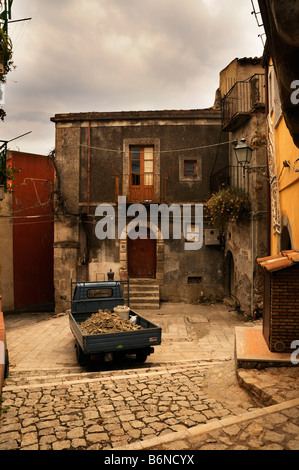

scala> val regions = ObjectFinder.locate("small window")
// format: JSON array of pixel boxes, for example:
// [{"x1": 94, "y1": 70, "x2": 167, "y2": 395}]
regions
[
  {"x1": 179, "y1": 156, "x2": 201, "y2": 182},
  {"x1": 184, "y1": 160, "x2": 197, "y2": 177},
  {"x1": 87, "y1": 288, "x2": 113, "y2": 298}
]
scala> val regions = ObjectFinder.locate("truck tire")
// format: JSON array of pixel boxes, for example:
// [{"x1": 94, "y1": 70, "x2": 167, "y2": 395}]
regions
[
  {"x1": 136, "y1": 350, "x2": 148, "y2": 363},
  {"x1": 75, "y1": 343, "x2": 86, "y2": 366},
  {"x1": 4, "y1": 349, "x2": 9, "y2": 379}
]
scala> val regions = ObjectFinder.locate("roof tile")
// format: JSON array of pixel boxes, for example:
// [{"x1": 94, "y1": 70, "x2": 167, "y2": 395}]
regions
[{"x1": 257, "y1": 251, "x2": 299, "y2": 272}]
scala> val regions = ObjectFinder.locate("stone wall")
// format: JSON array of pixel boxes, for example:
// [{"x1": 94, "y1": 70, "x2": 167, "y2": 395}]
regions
[{"x1": 51, "y1": 109, "x2": 228, "y2": 312}]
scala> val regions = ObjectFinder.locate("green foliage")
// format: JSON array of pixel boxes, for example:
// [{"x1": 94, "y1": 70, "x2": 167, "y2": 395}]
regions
[
  {"x1": 0, "y1": 164, "x2": 21, "y2": 192},
  {"x1": 0, "y1": 27, "x2": 14, "y2": 78},
  {"x1": 206, "y1": 187, "x2": 251, "y2": 228}
]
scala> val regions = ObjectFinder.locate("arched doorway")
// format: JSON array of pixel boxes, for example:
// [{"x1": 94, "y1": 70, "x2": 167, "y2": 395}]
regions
[
  {"x1": 127, "y1": 227, "x2": 157, "y2": 279},
  {"x1": 281, "y1": 226, "x2": 292, "y2": 251}
]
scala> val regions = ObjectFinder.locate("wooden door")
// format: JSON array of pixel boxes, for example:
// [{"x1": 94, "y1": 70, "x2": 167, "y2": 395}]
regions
[
  {"x1": 130, "y1": 146, "x2": 155, "y2": 203},
  {"x1": 127, "y1": 228, "x2": 156, "y2": 279}
]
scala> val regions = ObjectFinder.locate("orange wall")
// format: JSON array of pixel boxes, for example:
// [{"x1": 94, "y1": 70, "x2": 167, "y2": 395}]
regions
[
  {"x1": 268, "y1": 59, "x2": 299, "y2": 254},
  {"x1": 270, "y1": 116, "x2": 299, "y2": 254}
]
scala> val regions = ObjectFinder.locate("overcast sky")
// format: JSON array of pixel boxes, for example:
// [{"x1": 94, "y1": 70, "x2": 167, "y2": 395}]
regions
[{"x1": 1, "y1": 0, "x2": 264, "y2": 155}]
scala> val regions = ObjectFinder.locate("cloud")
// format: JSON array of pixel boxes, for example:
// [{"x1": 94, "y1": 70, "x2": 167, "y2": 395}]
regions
[{"x1": 1, "y1": 0, "x2": 263, "y2": 154}]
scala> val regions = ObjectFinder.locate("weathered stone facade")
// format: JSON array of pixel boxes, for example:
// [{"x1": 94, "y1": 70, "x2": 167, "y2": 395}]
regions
[
  {"x1": 213, "y1": 58, "x2": 269, "y2": 315},
  {"x1": 51, "y1": 109, "x2": 229, "y2": 313}
]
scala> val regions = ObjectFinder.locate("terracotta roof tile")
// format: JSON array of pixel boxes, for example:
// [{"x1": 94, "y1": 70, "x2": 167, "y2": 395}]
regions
[{"x1": 257, "y1": 251, "x2": 299, "y2": 272}]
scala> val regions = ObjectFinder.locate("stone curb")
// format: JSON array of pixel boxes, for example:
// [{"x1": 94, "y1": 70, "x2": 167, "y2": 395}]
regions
[
  {"x1": 114, "y1": 398, "x2": 299, "y2": 450},
  {"x1": 2, "y1": 361, "x2": 224, "y2": 392}
]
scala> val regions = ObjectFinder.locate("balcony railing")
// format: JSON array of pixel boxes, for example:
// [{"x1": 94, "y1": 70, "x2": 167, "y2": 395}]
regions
[
  {"x1": 222, "y1": 74, "x2": 265, "y2": 131},
  {"x1": 210, "y1": 165, "x2": 249, "y2": 194}
]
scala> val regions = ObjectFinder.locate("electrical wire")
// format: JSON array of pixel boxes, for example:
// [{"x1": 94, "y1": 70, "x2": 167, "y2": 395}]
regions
[{"x1": 62, "y1": 139, "x2": 235, "y2": 155}]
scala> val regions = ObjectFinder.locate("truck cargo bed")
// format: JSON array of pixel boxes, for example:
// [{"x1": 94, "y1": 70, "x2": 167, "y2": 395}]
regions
[{"x1": 69, "y1": 310, "x2": 162, "y2": 356}]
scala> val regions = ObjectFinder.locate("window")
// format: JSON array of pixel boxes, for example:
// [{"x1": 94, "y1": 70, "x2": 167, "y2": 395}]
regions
[
  {"x1": 130, "y1": 146, "x2": 155, "y2": 202},
  {"x1": 179, "y1": 155, "x2": 202, "y2": 182},
  {"x1": 87, "y1": 288, "x2": 113, "y2": 298},
  {"x1": 184, "y1": 160, "x2": 197, "y2": 177}
]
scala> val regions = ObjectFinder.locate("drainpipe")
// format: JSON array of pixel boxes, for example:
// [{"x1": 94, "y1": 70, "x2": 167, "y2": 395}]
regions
[
  {"x1": 87, "y1": 121, "x2": 91, "y2": 217},
  {"x1": 86, "y1": 121, "x2": 91, "y2": 281},
  {"x1": 264, "y1": 61, "x2": 271, "y2": 256}
]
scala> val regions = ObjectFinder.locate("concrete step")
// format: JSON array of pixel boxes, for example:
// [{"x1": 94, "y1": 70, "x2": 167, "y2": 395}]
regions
[
  {"x1": 130, "y1": 303, "x2": 160, "y2": 310},
  {"x1": 126, "y1": 292, "x2": 159, "y2": 298},
  {"x1": 124, "y1": 286, "x2": 159, "y2": 292},
  {"x1": 123, "y1": 282, "x2": 160, "y2": 309},
  {"x1": 3, "y1": 360, "x2": 224, "y2": 390}
]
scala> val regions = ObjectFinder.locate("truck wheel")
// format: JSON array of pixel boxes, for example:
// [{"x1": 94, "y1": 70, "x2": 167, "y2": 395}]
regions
[
  {"x1": 4, "y1": 349, "x2": 9, "y2": 379},
  {"x1": 136, "y1": 351, "x2": 148, "y2": 363},
  {"x1": 75, "y1": 343, "x2": 86, "y2": 366}
]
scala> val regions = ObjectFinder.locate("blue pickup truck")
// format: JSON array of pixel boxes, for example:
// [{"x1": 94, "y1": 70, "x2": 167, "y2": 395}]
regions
[{"x1": 69, "y1": 280, "x2": 162, "y2": 365}]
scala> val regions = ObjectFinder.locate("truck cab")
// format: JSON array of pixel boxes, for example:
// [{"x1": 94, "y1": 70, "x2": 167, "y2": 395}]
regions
[{"x1": 71, "y1": 281, "x2": 125, "y2": 314}]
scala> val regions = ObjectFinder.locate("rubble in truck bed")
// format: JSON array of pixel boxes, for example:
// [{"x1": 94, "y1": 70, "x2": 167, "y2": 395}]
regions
[{"x1": 79, "y1": 310, "x2": 142, "y2": 335}]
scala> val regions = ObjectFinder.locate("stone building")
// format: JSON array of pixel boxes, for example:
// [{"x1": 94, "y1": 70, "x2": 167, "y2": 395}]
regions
[
  {"x1": 51, "y1": 108, "x2": 229, "y2": 313},
  {"x1": 210, "y1": 58, "x2": 269, "y2": 315}
]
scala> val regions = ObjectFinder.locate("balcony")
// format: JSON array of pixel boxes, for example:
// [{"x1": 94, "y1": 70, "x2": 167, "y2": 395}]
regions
[
  {"x1": 210, "y1": 165, "x2": 249, "y2": 194},
  {"x1": 222, "y1": 74, "x2": 265, "y2": 132}
]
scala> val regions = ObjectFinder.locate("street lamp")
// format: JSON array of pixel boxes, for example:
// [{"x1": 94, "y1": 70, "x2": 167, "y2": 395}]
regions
[{"x1": 234, "y1": 138, "x2": 254, "y2": 168}]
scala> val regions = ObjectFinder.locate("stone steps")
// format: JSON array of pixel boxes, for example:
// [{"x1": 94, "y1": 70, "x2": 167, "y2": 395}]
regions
[
  {"x1": 123, "y1": 281, "x2": 160, "y2": 309},
  {"x1": 3, "y1": 359, "x2": 223, "y2": 391}
]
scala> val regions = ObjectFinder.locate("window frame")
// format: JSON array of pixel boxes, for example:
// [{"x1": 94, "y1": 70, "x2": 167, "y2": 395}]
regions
[
  {"x1": 123, "y1": 138, "x2": 160, "y2": 203},
  {"x1": 179, "y1": 155, "x2": 202, "y2": 182},
  {"x1": 129, "y1": 145, "x2": 155, "y2": 202}
]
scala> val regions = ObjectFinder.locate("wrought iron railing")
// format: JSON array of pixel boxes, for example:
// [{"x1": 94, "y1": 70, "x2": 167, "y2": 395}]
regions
[
  {"x1": 223, "y1": 74, "x2": 265, "y2": 129},
  {"x1": 210, "y1": 165, "x2": 249, "y2": 194}
]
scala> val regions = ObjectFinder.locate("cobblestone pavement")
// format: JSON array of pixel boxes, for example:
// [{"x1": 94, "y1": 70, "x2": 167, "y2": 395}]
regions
[
  {"x1": 1, "y1": 302, "x2": 299, "y2": 451},
  {"x1": 0, "y1": 359, "x2": 259, "y2": 451}
]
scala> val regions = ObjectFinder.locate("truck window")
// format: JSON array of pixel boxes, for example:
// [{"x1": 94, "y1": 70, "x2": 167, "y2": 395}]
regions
[{"x1": 87, "y1": 288, "x2": 113, "y2": 299}]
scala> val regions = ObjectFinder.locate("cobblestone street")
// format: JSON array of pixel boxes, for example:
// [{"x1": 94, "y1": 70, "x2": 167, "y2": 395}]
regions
[
  {"x1": 1, "y1": 302, "x2": 299, "y2": 451},
  {"x1": 0, "y1": 360, "x2": 262, "y2": 450}
]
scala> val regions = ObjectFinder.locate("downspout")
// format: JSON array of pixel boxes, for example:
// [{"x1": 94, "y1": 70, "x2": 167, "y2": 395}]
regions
[
  {"x1": 87, "y1": 121, "x2": 91, "y2": 217},
  {"x1": 264, "y1": 52, "x2": 271, "y2": 256},
  {"x1": 86, "y1": 121, "x2": 91, "y2": 281}
]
